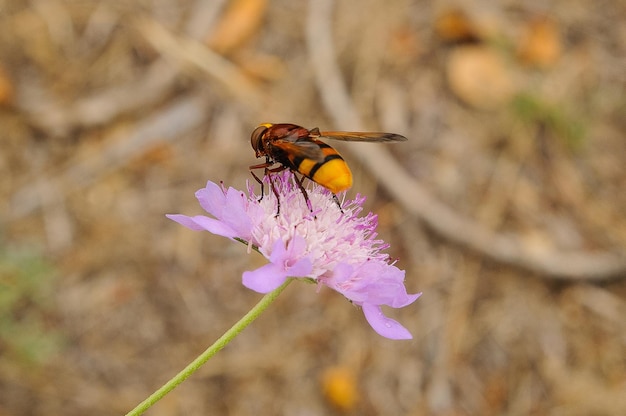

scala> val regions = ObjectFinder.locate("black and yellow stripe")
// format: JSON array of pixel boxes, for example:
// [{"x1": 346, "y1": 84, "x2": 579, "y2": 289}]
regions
[{"x1": 286, "y1": 140, "x2": 353, "y2": 194}]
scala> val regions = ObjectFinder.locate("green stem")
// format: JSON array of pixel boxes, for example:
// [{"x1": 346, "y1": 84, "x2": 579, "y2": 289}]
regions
[{"x1": 125, "y1": 278, "x2": 294, "y2": 416}]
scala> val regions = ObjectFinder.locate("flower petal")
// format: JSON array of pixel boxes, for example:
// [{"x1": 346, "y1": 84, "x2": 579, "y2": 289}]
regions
[
  {"x1": 242, "y1": 263, "x2": 288, "y2": 293},
  {"x1": 267, "y1": 238, "x2": 288, "y2": 263},
  {"x1": 265, "y1": 237, "x2": 313, "y2": 278},
  {"x1": 196, "y1": 181, "x2": 227, "y2": 216},
  {"x1": 286, "y1": 257, "x2": 313, "y2": 278},
  {"x1": 166, "y1": 214, "x2": 207, "y2": 231},
  {"x1": 167, "y1": 214, "x2": 240, "y2": 238},
  {"x1": 221, "y1": 203, "x2": 254, "y2": 240},
  {"x1": 362, "y1": 303, "x2": 413, "y2": 340},
  {"x1": 388, "y1": 291, "x2": 422, "y2": 308},
  {"x1": 330, "y1": 262, "x2": 354, "y2": 284},
  {"x1": 330, "y1": 262, "x2": 420, "y2": 308}
]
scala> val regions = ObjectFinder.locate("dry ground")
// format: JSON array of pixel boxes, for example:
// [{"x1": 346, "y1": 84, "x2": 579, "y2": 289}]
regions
[{"x1": 1, "y1": 0, "x2": 625, "y2": 415}]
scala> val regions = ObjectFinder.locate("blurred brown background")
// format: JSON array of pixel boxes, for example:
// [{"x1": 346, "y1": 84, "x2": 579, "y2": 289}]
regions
[{"x1": 1, "y1": 0, "x2": 625, "y2": 415}]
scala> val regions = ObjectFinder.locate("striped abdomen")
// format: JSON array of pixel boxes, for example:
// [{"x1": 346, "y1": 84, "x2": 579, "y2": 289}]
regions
[{"x1": 285, "y1": 140, "x2": 353, "y2": 194}]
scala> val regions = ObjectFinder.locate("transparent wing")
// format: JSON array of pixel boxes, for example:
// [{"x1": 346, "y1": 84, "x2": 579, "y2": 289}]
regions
[
  {"x1": 272, "y1": 139, "x2": 326, "y2": 162},
  {"x1": 316, "y1": 130, "x2": 407, "y2": 142}
]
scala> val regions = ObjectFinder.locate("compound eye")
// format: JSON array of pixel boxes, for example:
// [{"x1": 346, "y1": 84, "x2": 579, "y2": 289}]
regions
[{"x1": 250, "y1": 125, "x2": 269, "y2": 153}]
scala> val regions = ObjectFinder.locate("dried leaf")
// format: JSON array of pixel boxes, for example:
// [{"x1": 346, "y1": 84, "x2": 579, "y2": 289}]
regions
[
  {"x1": 388, "y1": 26, "x2": 423, "y2": 63},
  {"x1": 0, "y1": 63, "x2": 15, "y2": 106},
  {"x1": 321, "y1": 366, "x2": 359, "y2": 412},
  {"x1": 517, "y1": 17, "x2": 562, "y2": 69},
  {"x1": 435, "y1": 8, "x2": 482, "y2": 43},
  {"x1": 237, "y1": 52, "x2": 287, "y2": 81},
  {"x1": 446, "y1": 46, "x2": 515, "y2": 110},
  {"x1": 206, "y1": 0, "x2": 268, "y2": 55}
]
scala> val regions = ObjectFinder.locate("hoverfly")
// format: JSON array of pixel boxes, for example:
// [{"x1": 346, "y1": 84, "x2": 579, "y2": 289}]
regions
[{"x1": 249, "y1": 123, "x2": 407, "y2": 215}]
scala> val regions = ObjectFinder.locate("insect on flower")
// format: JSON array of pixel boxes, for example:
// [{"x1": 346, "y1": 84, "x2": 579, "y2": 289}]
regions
[{"x1": 249, "y1": 123, "x2": 407, "y2": 214}]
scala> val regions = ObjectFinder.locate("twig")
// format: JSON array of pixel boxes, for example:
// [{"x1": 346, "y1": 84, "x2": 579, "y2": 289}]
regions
[
  {"x1": 135, "y1": 17, "x2": 263, "y2": 109},
  {"x1": 18, "y1": 1, "x2": 227, "y2": 136},
  {"x1": 7, "y1": 94, "x2": 210, "y2": 221},
  {"x1": 306, "y1": 0, "x2": 626, "y2": 281},
  {"x1": 17, "y1": 60, "x2": 180, "y2": 137}
]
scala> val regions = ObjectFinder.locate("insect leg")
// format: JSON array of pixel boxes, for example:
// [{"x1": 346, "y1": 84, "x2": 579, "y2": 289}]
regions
[
  {"x1": 266, "y1": 165, "x2": 289, "y2": 216},
  {"x1": 294, "y1": 174, "x2": 314, "y2": 213},
  {"x1": 266, "y1": 169, "x2": 282, "y2": 216},
  {"x1": 249, "y1": 169, "x2": 266, "y2": 201},
  {"x1": 331, "y1": 193, "x2": 344, "y2": 213},
  {"x1": 249, "y1": 159, "x2": 279, "y2": 202},
  {"x1": 250, "y1": 164, "x2": 287, "y2": 216}
]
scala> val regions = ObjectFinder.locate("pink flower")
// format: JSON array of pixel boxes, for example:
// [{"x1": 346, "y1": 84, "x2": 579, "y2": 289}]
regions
[{"x1": 167, "y1": 172, "x2": 420, "y2": 340}]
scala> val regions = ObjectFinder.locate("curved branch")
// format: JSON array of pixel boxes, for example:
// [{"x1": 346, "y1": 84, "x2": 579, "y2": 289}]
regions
[{"x1": 306, "y1": 0, "x2": 626, "y2": 281}]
